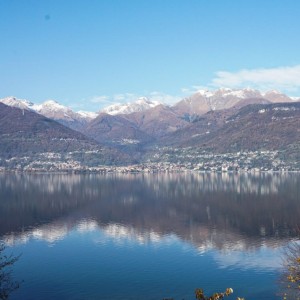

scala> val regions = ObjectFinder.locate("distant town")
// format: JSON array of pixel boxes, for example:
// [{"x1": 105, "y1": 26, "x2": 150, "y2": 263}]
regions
[{"x1": 1, "y1": 149, "x2": 299, "y2": 173}]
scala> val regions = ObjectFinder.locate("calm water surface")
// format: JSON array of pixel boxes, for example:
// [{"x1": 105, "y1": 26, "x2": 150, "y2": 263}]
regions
[{"x1": 0, "y1": 172, "x2": 300, "y2": 300}]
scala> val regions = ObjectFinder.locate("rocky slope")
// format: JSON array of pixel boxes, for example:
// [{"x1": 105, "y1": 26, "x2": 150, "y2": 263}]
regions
[
  {"x1": 156, "y1": 102, "x2": 300, "y2": 163},
  {"x1": 0, "y1": 103, "x2": 132, "y2": 166},
  {"x1": 123, "y1": 105, "x2": 188, "y2": 138},
  {"x1": 83, "y1": 112, "x2": 154, "y2": 148}
]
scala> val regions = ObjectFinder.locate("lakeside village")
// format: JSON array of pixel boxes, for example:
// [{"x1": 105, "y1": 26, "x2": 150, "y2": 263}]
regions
[{"x1": 0, "y1": 149, "x2": 299, "y2": 173}]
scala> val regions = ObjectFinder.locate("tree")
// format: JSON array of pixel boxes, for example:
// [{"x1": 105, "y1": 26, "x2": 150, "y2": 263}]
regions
[
  {"x1": 282, "y1": 241, "x2": 300, "y2": 300},
  {"x1": 163, "y1": 287, "x2": 244, "y2": 300},
  {"x1": 0, "y1": 243, "x2": 20, "y2": 300},
  {"x1": 194, "y1": 288, "x2": 242, "y2": 300}
]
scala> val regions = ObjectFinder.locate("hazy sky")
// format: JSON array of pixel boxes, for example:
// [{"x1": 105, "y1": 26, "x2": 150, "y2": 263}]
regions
[{"x1": 1, "y1": 0, "x2": 300, "y2": 111}]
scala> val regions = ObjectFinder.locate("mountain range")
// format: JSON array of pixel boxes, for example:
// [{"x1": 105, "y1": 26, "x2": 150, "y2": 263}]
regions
[{"x1": 0, "y1": 88, "x2": 299, "y2": 168}]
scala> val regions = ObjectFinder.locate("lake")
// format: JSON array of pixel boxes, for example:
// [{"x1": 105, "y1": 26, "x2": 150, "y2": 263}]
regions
[{"x1": 0, "y1": 172, "x2": 300, "y2": 300}]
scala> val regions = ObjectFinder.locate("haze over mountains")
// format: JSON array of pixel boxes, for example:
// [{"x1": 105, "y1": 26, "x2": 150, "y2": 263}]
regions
[{"x1": 0, "y1": 88, "x2": 299, "y2": 169}]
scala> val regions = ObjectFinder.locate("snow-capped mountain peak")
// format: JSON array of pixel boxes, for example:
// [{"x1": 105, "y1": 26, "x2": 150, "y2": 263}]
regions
[
  {"x1": 0, "y1": 96, "x2": 98, "y2": 122},
  {"x1": 262, "y1": 89, "x2": 282, "y2": 96},
  {"x1": 196, "y1": 89, "x2": 214, "y2": 98},
  {"x1": 0, "y1": 96, "x2": 99, "y2": 133},
  {"x1": 193, "y1": 88, "x2": 262, "y2": 100},
  {"x1": 261, "y1": 90, "x2": 293, "y2": 103},
  {"x1": 173, "y1": 87, "x2": 295, "y2": 116},
  {"x1": 100, "y1": 97, "x2": 161, "y2": 115},
  {"x1": 34, "y1": 100, "x2": 70, "y2": 112},
  {"x1": 42, "y1": 99, "x2": 60, "y2": 106},
  {"x1": 0, "y1": 96, "x2": 34, "y2": 110},
  {"x1": 34, "y1": 100, "x2": 87, "y2": 122},
  {"x1": 215, "y1": 88, "x2": 261, "y2": 99},
  {"x1": 77, "y1": 111, "x2": 98, "y2": 119}
]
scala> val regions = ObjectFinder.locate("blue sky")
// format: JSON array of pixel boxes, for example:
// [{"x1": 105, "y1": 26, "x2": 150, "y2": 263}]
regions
[{"x1": 1, "y1": 0, "x2": 300, "y2": 111}]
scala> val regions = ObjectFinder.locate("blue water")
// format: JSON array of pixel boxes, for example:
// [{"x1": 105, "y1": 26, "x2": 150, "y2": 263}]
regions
[{"x1": 1, "y1": 172, "x2": 300, "y2": 299}]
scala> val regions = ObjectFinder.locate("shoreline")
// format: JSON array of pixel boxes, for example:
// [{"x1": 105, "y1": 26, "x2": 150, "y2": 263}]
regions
[{"x1": 1, "y1": 168, "x2": 299, "y2": 175}]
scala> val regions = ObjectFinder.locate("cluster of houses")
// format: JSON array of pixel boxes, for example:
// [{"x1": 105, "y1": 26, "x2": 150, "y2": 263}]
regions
[{"x1": 0, "y1": 149, "x2": 298, "y2": 173}]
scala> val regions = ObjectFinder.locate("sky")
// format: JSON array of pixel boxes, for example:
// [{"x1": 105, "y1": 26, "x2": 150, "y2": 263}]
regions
[{"x1": 1, "y1": 0, "x2": 300, "y2": 111}]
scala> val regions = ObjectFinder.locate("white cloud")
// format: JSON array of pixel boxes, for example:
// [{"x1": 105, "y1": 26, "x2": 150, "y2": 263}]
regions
[
  {"x1": 90, "y1": 95, "x2": 110, "y2": 103},
  {"x1": 113, "y1": 93, "x2": 136, "y2": 102},
  {"x1": 211, "y1": 65, "x2": 300, "y2": 93},
  {"x1": 83, "y1": 65, "x2": 300, "y2": 113}
]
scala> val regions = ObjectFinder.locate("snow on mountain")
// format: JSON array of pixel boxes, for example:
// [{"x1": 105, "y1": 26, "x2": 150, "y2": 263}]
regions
[
  {"x1": 34, "y1": 100, "x2": 79, "y2": 121},
  {"x1": 213, "y1": 87, "x2": 262, "y2": 99},
  {"x1": 0, "y1": 97, "x2": 98, "y2": 122},
  {"x1": 173, "y1": 88, "x2": 295, "y2": 116},
  {"x1": 100, "y1": 97, "x2": 161, "y2": 115},
  {"x1": 34, "y1": 99, "x2": 68, "y2": 112},
  {"x1": 33, "y1": 100, "x2": 99, "y2": 131},
  {"x1": 196, "y1": 89, "x2": 214, "y2": 98},
  {"x1": 77, "y1": 111, "x2": 98, "y2": 120},
  {"x1": 0, "y1": 97, "x2": 99, "y2": 132},
  {"x1": 191, "y1": 88, "x2": 263, "y2": 102},
  {"x1": 0, "y1": 96, "x2": 35, "y2": 110},
  {"x1": 35, "y1": 101, "x2": 99, "y2": 122},
  {"x1": 1, "y1": 89, "x2": 296, "y2": 124},
  {"x1": 194, "y1": 88, "x2": 287, "y2": 100},
  {"x1": 262, "y1": 90, "x2": 296, "y2": 103}
]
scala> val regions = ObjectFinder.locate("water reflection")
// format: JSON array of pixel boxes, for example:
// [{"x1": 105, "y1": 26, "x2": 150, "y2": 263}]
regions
[
  {"x1": 1, "y1": 171, "x2": 299, "y2": 195},
  {"x1": 1, "y1": 173, "x2": 299, "y2": 252},
  {"x1": 2, "y1": 173, "x2": 299, "y2": 300}
]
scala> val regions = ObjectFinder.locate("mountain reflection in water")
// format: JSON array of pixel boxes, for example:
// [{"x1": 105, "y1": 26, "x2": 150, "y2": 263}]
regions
[{"x1": 1, "y1": 172, "x2": 299, "y2": 252}]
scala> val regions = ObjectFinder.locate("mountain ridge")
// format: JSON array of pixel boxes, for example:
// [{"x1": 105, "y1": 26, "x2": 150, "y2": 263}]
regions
[
  {"x1": 1, "y1": 88, "x2": 298, "y2": 122},
  {"x1": 1, "y1": 89, "x2": 299, "y2": 170},
  {"x1": 0, "y1": 103, "x2": 133, "y2": 167}
]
